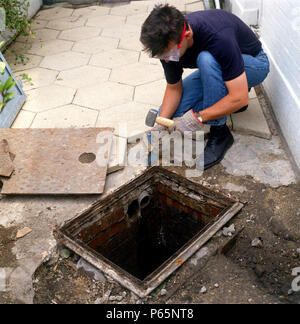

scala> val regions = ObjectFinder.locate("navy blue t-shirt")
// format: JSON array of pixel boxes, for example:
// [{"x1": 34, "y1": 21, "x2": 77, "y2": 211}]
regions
[{"x1": 161, "y1": 9, "x2": 262, "y2": 84}]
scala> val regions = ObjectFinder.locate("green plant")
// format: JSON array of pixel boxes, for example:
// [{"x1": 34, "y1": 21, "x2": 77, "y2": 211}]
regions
[
  {"x1": 22, "y1": 72, "x2": 33, "y2": 86},
  {"x1": 0, "y1": 0, "x2": 32, "y2": 35},
  {"x1": 0, "y1": 42, "x2": 16, "y2": 111}
]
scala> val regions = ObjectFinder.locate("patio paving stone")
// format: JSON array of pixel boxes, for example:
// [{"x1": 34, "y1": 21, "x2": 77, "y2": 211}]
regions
[
  {"x1": 55, "y1": 65, "x2": 110, "y2": 89},
  {"x1": 31, "y1": 104, "x2": 98, "y2": 128},
  {"x1": 22, "y1": 85, "x2": 76, "y2": 113},
  {"x1": 73, "y1": 82, "x2": 134, "y2": 111},
  {"x1": 39, "y1": 51, "x2": 90, "y2": 71}
]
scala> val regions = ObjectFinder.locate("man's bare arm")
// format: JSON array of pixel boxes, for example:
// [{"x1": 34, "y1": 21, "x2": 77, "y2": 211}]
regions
[
  {"x1": 159, "y1": 80, "x2": 183, "y2": 119},
  {"x1": 199, "y1": 72, "x2": 249, "y2": 122}
]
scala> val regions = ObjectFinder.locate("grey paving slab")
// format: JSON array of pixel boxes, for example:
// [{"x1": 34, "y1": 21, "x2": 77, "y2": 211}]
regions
[
  {"x1": 72, "y1": 6, "x2": 110, "y2": 18},
  {"x1": 17, "y1": 28, "x2": 60, "y2": 44},
  {"x1": 55, "y1": 65, "x2": 110, "y2": 89},
  {"x1": 96, "y1": 101, "x2": 152, "y2": 141},
  {"x1": 31, "y1": 104, "x2": 98, "y2": 128},
  {"x1": 231, "y1": 98, "x2": 272, "y2": 139},
  {"x1": 22, "y1": 85, "x2": 76, "y2": 113},
  {"x1": 59, "y1": 26, "x2": 102, "y2": 41},
  {"x1": 72, "y1": 36, "x2": 119, "y2": 54},
  {"x1": 36, "y1": 7, "x2": 74, "y2": 20},
  {"x1": 110, "y1": 62, "x2": 164, "y2": 86},
  {"x1": 89, "y1": 48, "x2": 139, "y2": 69},
  {"x1": 108, "y1": 135, "x2": 127, "y2": 174},
  {"x1": 86, "y1": 15, "x2": 126, "y2": 29},
  {"x1": 73, "y1": 82, "x2": 134, "y2": 111},
  {"x1": 11, "y1": 110, "x2": 36, "y2": 128},
  {"x1": 15, "y1": 67, "x2": 59, "y2": 91},
  {"x1": 39, "y1": 51, "x2": 90, "y2": 71},
  {"x1": 5, "y1": 54, "x2": 43, "y2": 73},
  {"x1": 46, "y1": 16, "x2": 87, "y2": 31},
  {"x1": 26, "y1": 39, "x2": 74, "y2": 57}
]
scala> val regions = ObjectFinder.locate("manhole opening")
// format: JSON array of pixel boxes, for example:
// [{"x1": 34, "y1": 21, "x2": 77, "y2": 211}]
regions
[{"x1": 58, "y1": 167, "x2": 242, "y2": 297}]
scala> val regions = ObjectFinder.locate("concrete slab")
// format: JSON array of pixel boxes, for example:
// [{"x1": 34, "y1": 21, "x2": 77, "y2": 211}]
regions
[
  {"x1": 101, "y1": 23, "x2": 141, "y2": 39},
  {"x1": 89, "y1": 48, "x2": 139, "y2": 69},
  {"x1": 5, "y1": 53, "x2": 43, "y2": 73},
  {"x1": 110, "y1": 3, "x2": 149, "y2": 16},
  {"x1": 22, "y1": 85, "x2": 76, "y2": 113},
  {"x1": 36, "y1": 7, "x2": 74, "y2": 20},
  {"x1": 73, "y1": 82, "x2": 134, "y2": 111},
  {"x1": 125, "y1": 13, "x2": 149, "y2": 26},
  {"x1": 72, "y1": 6, "x2": 110, "y2": 18},
  {"x1": 110, "y1": 62, "x2": 164, "y2": 86},
  {"x1": 31, "y1": 19, "x2": 48, "y2": 31},
  {"x1": 96, "y1": 101, "x2": 152, "y2": 140},
  {"x1": 139, "y1": 50, "x2": 161, "y2": 66},
  {"x1": 118, "y1": 35, "x2": 144, "y2": 52},
  {"x1": 11, "y1": 110, "x2": 36, "y2": 129},
  {"x1": 46, "y1": 16, "x2": 87, "y2": 31},
  {"x1": 134, "y1": 79, "x2": 166, "y2": 106},
  {"x1": 231, "y1": 98, "x2": 272, "y2": 140},
  {"x1": 15, "y1": 67, "x2": 59, "y2": 91},
  {"x1": 107, "y1": 136, "x2": 127, "y2": 174},
  {"x1": 86, "y1": 15, "x2": 126, "y2": 29},
  {"x1": 55, "y1": 66, "x2": 110, "y2": 89},
  {"x1": 72, "y1": 36, "x2": 119, "y2": 54},
  {"x1": 59, "y1": 26, "x2": 102, "y2": 42},
  {"x1": 25, "y1": 39, "x2": 74, "y2": 57},
  {"x1": 39, "y1": 51, "x2": 90, "y2": 71},
  {"x1": 31, "y1": 104, "x2": 98, "y2": 128},
  {"x1": 17, "y1": 28, "x2": 59, "y2": 44}
]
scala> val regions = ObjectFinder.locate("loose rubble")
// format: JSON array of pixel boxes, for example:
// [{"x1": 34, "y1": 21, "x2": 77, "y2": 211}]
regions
[
  {"x1": 251, "y1": 238, "x2": 263, "y2": 248},
  {"x1": 222, "y1": 224, "x2": 236, "y2": 237}
]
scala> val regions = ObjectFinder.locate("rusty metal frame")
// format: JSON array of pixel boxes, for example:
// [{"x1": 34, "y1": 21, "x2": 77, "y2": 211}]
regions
[{"x1": 56, "y1": 167, "x2": 243, "y2": 298}]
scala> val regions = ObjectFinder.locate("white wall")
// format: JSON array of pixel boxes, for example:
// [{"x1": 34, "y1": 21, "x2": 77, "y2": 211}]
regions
[
  {"x1": 225, "y1": 0, "x2": 300, "y2": 174},
  {"x1": 260, "y1": 0, "x2": 300, "y2": 171},
  {"x1": 225, "y1": 0, "x2": 262, "y2": 25}
]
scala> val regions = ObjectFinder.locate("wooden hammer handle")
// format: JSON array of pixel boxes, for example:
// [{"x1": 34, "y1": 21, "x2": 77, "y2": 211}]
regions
[{"x1": 156, "y1": 116, "x2": 175, "y2": 128}]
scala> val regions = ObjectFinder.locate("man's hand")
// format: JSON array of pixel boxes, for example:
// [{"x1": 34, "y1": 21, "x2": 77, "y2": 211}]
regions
[{"x1": 174, "y1": 109, "x2": 204, "y2": 133}]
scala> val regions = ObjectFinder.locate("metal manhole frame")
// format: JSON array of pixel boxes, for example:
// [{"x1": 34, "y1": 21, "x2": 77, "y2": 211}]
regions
[{"x1": 56, "y1": 167, "x2": 244, "y2": 298}]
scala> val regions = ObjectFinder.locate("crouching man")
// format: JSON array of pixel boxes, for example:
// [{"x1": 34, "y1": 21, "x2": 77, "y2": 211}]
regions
[{"x1": 140, "y1": 4, "x2": 270, "y2": 170}]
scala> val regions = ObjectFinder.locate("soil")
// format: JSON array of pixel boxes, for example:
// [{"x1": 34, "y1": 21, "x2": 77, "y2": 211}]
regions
[{"x1": 32, "y1": 164, "x2": 300, "y2": 304}]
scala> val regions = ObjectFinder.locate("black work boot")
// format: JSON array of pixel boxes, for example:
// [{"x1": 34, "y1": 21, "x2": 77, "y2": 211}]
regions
[{"x1": 204, "y1": 124, "x2": 234, "y2": 170}]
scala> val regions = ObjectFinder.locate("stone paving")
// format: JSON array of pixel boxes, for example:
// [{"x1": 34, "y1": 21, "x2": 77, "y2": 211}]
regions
[{"x1": 5, "y1": 0, "x2": 271, "y2": 142}]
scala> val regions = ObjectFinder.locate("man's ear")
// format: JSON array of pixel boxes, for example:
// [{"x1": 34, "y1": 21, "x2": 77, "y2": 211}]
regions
[{"x1": 186, "y1": 24, "x2": 193, "y2": 39}]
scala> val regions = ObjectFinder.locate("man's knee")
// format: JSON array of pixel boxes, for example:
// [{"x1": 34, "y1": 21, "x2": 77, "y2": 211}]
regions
[{"x1": 196, "y1": 51, "x2": 219, "y2": 71}]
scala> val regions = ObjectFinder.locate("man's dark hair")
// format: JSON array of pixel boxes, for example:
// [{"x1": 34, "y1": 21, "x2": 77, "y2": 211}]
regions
[{"x1": 140, "y1": 4, "x2": 186, "y2": 57}]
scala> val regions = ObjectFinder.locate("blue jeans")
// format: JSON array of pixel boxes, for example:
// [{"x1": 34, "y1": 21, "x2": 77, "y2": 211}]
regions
[{"x1": 161, "y1": 48, "x2": 270, "y2": 126}]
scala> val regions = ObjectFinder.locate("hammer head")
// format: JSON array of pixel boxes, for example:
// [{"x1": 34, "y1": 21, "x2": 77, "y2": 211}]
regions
[{"x1": 145, "y1": 108, "x2": 158, "y2": 127}]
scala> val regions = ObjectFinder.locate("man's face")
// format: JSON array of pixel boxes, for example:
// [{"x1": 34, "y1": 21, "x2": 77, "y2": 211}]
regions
[{"x1": 155, "y1": 23, "x2": 190, "y2": 62}]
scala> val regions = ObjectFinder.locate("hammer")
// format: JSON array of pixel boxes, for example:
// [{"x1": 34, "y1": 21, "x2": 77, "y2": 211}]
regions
[{"x1": 145, "y1": 108, "x2": 175, "y2": 129}]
